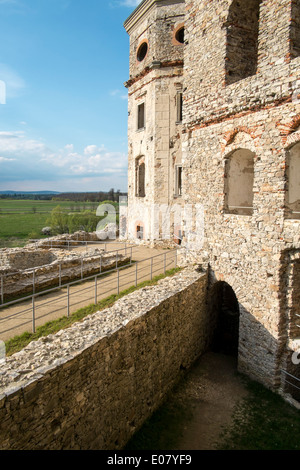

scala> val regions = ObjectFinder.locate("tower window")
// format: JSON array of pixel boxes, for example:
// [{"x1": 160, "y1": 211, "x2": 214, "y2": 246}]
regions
[
  {"x1": 137, "y1": 102, "x2": 145, "y2": 130},
  {"x1": 136, "y1": 156, "x2": 146, "y2": 198},
  {"x1": 137, "y1": 42, "x2": 148, "y2": 62},
  {"x1": 175, "y1": 165, "x2": 183, "y2": 197},
  {"x1": 175, "y1": 27, "x2": 184, "y2": 44}
]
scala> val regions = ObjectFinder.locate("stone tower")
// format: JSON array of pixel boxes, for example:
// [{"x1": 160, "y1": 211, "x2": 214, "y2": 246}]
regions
[
  {"x1": 124, "y1": 0, "x2": 185, "y2": 244},
  {"x1": 125, "y1": 0, "x2": 300, "y2": 401}
]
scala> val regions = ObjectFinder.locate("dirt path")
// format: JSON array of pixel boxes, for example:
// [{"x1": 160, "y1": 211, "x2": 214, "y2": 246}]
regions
[
  {"x1": 0, "y1": 244, "x2": 176, "y2": 342},
  {"x1": 174, "y1": 352, "x2": 249, "y2": 450},
  {"x1": 126, "y1": 351, "x2": 249, "y2": 450}
]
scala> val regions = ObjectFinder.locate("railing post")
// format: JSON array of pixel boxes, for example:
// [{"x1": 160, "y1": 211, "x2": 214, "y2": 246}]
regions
[
  {"x1": 81, "y1": 258, "x2": 83, "y2": 280},
  {"x1": 59, "y1": 263, "x2": 62, "y2": 287},
  {"x1": 32, "y1": 296, "x2": 36, "y2": 333},
  {"x1": 33, "y1": 270, "x2": 35, "y2": 295},
  {"x1": 1, "y1": 275, "x2": 3, "y2": 305},
  {"x1": 95, "y1": 276, "x2": 98, "y2": 304},
  {"x1": 135, "y1": 262, "x2": 138, "y2": 287},
  {"x1": 130, "y1": 247, "x2": 133, "y2": 265},
  {"x1": 100, "y1": 255, "x2": 102, "y2": 273},
  {"x1": 116, "y1": 251, "x2": 118, "y2": 269},
  {"x1": 117, "y1": 269, "x2": 120, "y2": 295},
  {"x1": 67, "y1": 285, "x2": 70, "y2": 318}
]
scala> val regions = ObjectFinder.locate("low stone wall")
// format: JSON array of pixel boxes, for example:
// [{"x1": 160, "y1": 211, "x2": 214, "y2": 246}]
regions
[
  {"x1": 30, "y1": 231, "x2": 101, "y2": 249},
  {"x1": 0, "y1": 268, "x2": 209, "y2": 450},
  {"x1": 0, "y1": 249, "x2": 129, "y2": 300}
]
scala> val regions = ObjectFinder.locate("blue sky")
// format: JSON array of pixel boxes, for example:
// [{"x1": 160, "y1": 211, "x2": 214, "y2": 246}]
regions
[{"x1": 0, "y1": 0, "x2": 140, "y2": 193}]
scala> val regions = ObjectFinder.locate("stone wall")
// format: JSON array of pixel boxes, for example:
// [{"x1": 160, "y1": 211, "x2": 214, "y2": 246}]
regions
[
  {"x1": 0, "y1": 247, "x2": 129, "y2": 300},
  {"x1": 0, "y1": 268, "x2": 210, "y2": 450},
  {"x1": 124, "y1": 0, "x2": 300, "y2": 396}
]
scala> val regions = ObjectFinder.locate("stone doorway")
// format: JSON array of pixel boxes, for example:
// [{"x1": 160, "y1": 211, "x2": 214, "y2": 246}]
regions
[{"x1": 209, "y1": 281, "x2": 240, "y2": 357}]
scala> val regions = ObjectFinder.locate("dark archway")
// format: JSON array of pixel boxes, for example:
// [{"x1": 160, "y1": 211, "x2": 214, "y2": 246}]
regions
[{"x1": 209, "y1": 281, "x2": 240, "y2": 356}]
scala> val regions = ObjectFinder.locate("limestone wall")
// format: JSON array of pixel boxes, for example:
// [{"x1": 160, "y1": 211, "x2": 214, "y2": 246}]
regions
[{"x1": 0, "y1": 268, "x2": 209, "y2": 450}]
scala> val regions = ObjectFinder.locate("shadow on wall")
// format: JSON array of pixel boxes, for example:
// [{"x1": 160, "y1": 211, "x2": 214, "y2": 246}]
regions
[
  {"x1": 278, "y1": 248, "x2": 300, "y2": 401},
  {"x1": 206, "y1": 265, "x2": 300, "y2": 403}
]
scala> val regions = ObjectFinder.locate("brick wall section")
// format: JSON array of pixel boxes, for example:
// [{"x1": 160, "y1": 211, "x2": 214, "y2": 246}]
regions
[{"x1": 0, "y1": 268, "x2": 209, "y2": 450}]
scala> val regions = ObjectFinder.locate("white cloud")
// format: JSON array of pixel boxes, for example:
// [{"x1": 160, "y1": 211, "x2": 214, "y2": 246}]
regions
[
  {"x1": 0, "y1": 130, "x2": 128, "y2": 191},
  {"x1": 120, "y1": 0, "x2": 140, "y2": 6},
  {"x1": 0, "y1": 64, "x2": 25, "y2": 99},
  {"x1": 0, "y1": 131, "x2": 46, "y2": 155},
  {"x1": 0, "y1": 156, "x2": 16, "y2": 162},
  {"x1": 110, "y1": 89, "x2": 128, "y2": 101}
]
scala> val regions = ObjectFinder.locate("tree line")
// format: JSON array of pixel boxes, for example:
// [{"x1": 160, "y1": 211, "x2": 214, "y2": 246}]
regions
[{"x1": 52, "y1": 189, "x2": 127, "y2": 203}]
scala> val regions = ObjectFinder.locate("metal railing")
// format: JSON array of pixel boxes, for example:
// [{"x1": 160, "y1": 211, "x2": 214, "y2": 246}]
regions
[
  {"x1": 0, "y1": 249, "x2": 178, "y2": 339},
  {"x1": 281, "y1": 369, "x2": 300, "y2": 393},
  {"x1": 0, "y1": 243, "x2": 137, "y2": 305}
]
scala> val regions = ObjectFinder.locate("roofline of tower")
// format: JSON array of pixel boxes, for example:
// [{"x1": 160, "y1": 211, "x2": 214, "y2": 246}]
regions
[{"x1": 124, "y1": 0, "x2": 185, "y2": 34}]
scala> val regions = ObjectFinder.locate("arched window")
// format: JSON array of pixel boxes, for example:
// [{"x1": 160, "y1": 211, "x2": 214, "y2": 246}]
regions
[
  {"x1": 225, "y1": 0, "x2": 262, "y2": 85},
  {"x1": 286, "y1": 142, "x2": 300, "y2": 219},
  {"x1": 135, "y1": 156, "x2": 146, "y2": 198},
  {"x1": 224, "y1": 149, "x2": 255, "y2": 215},
  {"x1": 290, "y1": 0, "x2": 300, "y2": 59}
]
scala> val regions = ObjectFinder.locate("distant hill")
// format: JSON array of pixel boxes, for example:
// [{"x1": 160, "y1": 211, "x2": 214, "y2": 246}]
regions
[{"x1": 0, "y1": 191, "x2": 60, "y2": 195}]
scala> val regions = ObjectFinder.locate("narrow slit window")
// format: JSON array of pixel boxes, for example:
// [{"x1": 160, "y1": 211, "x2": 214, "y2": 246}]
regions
[
  {"x1": 136, "y1": 157, "x2": 146, "y2": 198},
  {"x1": 176, "y1": 92, "x2": 183, "y2": 123},
  {"x1": 175, "y1": 165, "x2": 183, "y2": 196},
  {"x1": 137, "y1": 102, "x2": 145, "y2": 130}
]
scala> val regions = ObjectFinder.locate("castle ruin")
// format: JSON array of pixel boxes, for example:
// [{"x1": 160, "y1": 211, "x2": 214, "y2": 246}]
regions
[{"x1": 124, "y1": 0, "x2": 300, "y2": 400}]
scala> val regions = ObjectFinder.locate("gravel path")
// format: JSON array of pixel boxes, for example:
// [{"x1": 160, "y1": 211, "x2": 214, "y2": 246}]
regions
[{"x1": 0, "y1": 244, "x2": 176, "y2": 342}]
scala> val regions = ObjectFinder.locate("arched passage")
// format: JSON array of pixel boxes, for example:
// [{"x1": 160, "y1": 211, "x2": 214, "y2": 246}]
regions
[{"x1": 208, "y1": 281, "x2": 240, "y2": 356}]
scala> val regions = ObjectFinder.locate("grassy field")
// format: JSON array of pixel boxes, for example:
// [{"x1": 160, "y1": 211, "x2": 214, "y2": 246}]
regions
[{"x1": 0, "y1": 199, "x2": 102, "y2": 247}]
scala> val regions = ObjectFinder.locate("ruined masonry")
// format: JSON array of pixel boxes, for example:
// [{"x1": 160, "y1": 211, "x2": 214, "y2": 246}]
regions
[{"x1": 124, "y1": 0, "x2": 300, "y2": 400}]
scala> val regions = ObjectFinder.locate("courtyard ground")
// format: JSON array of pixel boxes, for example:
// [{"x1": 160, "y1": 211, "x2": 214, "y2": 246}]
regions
[{"x1": 125, "y1": 351, "x2": 300, "y2": 451}]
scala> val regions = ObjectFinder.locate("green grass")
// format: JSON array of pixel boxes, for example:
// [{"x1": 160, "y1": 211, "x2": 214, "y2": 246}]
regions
[
  {"x1": 216, "y1": 377, "x2": 300, "y2": 450},
  {"x1": 0, "y1": 199, "x2": 104, "y2": 247},
  {"x1": 5, "y1": 267, "x2": 182, "y2": 357}
]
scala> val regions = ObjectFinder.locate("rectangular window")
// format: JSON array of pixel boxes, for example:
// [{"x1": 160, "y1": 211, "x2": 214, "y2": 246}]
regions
[
  {"x1": 136, "y1": 157, "x2": 146, "y2": 198},
  {"x1": 176, "y1": 92, "x2": 183, "y2": 123},
  {"x1": 137, "y1": 102, "x2": 145, "y2": 130},
  {"x1": 175, "y1": 165, "x2": 182, "y2": 197}
]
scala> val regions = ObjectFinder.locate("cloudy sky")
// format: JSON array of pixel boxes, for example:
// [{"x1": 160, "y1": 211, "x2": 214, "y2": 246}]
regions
[{"x1": 0, "y1": 0, "x2": 141, "y2": 193}]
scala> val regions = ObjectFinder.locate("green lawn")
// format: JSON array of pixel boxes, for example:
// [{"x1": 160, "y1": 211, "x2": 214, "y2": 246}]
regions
[{"x1": 0, "y1": 199, "x2": 102, "y2": 247}]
